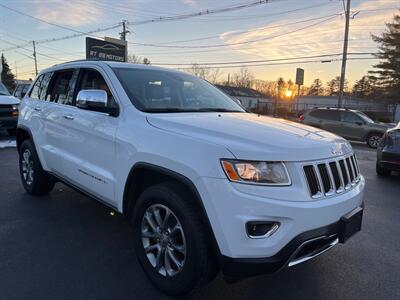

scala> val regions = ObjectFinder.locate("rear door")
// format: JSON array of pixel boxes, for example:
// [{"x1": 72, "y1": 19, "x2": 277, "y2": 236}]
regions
[
  {"x1": 308, "y1": 109, "x2": 341, "y2": 134},
  {"x1": 21, "y1": 73, "x2": 51, "y2": 168}
]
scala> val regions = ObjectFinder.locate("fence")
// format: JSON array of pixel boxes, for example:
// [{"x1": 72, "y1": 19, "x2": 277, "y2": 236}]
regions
[{"x1": 252, "y1": 100, "x2": 396, "y2": 123}]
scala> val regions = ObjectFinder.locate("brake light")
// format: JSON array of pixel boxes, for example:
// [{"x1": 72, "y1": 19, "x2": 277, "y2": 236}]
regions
[
  {"x1": 299, "y1": 115, "x2": 305, "y2": 121},
  {"x1": 12, "y1": 110, "x2": 19, "y2": 117}
]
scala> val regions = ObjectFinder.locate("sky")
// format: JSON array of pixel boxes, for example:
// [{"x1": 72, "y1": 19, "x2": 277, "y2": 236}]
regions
[{"x1": 0, "y1": 0, "x2": 399, "y2": 86}]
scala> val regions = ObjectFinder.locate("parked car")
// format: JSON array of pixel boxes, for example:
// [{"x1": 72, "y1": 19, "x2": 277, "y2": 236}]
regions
[
  {"x1": 0, "y1": 82, "x2": 20, "y2": 135},
  {"x1": 376, "y1": 122, "x2": 400, "y2": 176},
  {"x1": 17, "y1": 61, "x2": 364, "y2": 296},
  {"x1": 299, "y1": 108, "x2": 390, "y2": 148},
  {"x1": 13, "y1": 82, "x2": 31, "y2": 100}
]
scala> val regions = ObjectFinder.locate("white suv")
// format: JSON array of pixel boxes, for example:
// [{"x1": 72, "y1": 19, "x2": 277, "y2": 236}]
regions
[{"x1": 17, "y1": 61, "x2": 365, "y2": 296}]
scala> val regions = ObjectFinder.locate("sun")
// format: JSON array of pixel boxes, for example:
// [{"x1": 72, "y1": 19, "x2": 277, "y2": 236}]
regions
[{"x1": 284, "y1": 90, "x2": 293, "y2": 98}]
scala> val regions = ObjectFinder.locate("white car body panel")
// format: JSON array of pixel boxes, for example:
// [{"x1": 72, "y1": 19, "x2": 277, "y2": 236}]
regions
[{"x1": 18, "y1": 61, "x2": 365, "y2": 260}]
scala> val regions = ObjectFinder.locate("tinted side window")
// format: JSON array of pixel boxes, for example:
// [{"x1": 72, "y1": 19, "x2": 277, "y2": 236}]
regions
[
  {"x1": 342, "y1": 111, "x2": 363, "y2": 123},
  {"x1": 29, "y1": 75, "x2": 44, "y2": 99},
  {"x1": 48, "y1": 70, "x2": 76, "y2": 105},
  {"x1": 309, "y1": 110, "x2": 340, "y2": 121},
  {"x1": 76, "y1": 69, "x2": 116, "y2": 108}
]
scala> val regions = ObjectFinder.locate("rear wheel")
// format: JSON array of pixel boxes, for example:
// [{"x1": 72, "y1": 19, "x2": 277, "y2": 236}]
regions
[
  {"x1": 367, "y1": 133, "x2": 382, "y2": 148},
  {"x1": 131, "y1": 182, "x2": 218, "y2": 296},
  {"x1": 376, "y1": 163, "x2": 391, "y2": 177},
  {"x1": 19, "y1": 139, "x2": 55, "y2": 195}
]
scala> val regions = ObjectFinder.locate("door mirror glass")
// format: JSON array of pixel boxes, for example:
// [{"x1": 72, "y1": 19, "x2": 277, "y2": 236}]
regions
[{"x1": 76, "y1": 89, "x2": 108, "y2": 112}]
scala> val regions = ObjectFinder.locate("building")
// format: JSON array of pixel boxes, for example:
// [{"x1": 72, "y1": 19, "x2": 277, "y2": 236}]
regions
[{"x1": 216, "y1": 85, "x2": 271, "y2": 110}]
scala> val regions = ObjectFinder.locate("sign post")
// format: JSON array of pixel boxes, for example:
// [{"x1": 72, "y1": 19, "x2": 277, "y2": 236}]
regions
[
  {"x1": 86, "y1": 37, "x2": 127, "y2": 62},
  {"x1": 295, "y1": 68, "x2": 304, "y2": 112}
]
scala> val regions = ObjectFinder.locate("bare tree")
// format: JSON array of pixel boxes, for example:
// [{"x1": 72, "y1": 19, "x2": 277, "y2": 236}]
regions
[
  {"x1": 185, "y1": 64, "x2": 221, "y2": 84},
  {"x1": 232, "y1": 68, "x2": 254, "y2": 88},
  {"x1": 185, "y1": 63, "x2": 209, "y2": 80},
  {"x1": 128, "y1": 54, "x2": 151, "y2": 65},
  {"x1": 208, "y1": 68, "x2": 221, "y2": 84}
]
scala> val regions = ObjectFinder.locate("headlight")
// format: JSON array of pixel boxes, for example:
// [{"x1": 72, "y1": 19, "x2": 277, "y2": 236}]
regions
[{"x1": 221, "y1": 160, "x2": 291, "y2": 185}]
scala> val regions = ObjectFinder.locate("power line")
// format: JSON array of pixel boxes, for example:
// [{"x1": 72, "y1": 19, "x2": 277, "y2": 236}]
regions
[
  {"x1": 153, "y1": 52, "x2": 376, "y2": 66},
  {"x1": 126, "y1": 0, "x2": 288, "y2": 26},
  {"x1": 128, "y1": 15, "x2": 338, "y2": 48},
  {"x1": 175, "y1": 57, "x2": 379, "y2": 70}
]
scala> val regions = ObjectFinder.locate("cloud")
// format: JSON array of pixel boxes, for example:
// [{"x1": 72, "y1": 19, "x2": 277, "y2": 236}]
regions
[
  {"x1": 33, "y1": 0, "x2": 103, "y2": 27},
  {"x1": 182, "y1": 0, "x2": 196, "y2": 6},
  {"x1": 219, "y1": 0, "x2": 398, "y2": 60}
]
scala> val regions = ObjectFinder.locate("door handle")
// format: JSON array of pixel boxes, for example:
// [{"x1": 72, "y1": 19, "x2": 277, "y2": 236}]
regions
[
  {"x1": 34, "y1": 106, "x2": 41, "y2": 112},
  {"x1": 63, "y1": 114, "x2": 74, "y2": 120}
]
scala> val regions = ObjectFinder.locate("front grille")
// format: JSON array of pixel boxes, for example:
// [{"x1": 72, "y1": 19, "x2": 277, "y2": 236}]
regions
[
  {"x1": 304, "y1": 154, "x2": 361, "y2": 198},
  {"x1": 0, "y1": 104, "x2": 13, "y2": 117}
]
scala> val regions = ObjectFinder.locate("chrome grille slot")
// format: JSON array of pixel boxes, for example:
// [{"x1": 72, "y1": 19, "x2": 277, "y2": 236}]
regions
[
  {"x1": 339, "y1": 160, "x2": 350, "y2": 187},
  {"x1": 350, "y1": 156, "x2": 359, "y2": 178},
  {"x1": 346, "y1": 157, "x2": 355, "y2": 183},
  {"x1": 317, "y1": 164, "x2": 332, "y2": 194},
  {"x1": 304, "y1": 166, "x2": 321, "y2": 197},
  {"x1": 329, "y1": 162, "x2": 341, "y2": 190},
  {"x1": 304, "y1": 154, "x2": 361, "y2": 198}
]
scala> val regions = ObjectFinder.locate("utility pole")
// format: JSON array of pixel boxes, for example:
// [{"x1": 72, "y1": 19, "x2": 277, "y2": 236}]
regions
[
  {"x1": 120, "y1": 20, "x2": 129, "y2": 41},
  {"x1": 32, "y1": 41, "x2": 38, "y2": 76},
  {"x1": 338, "y1": 0, "x2": 351, "y2": 108}
]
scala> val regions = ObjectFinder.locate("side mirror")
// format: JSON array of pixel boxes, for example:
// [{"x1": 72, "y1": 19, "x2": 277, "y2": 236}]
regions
[
  {"x1": 355, "y1": 121, "x2": 363, "y2": 126},
  {"x1": 76, "y1": 89, "x2": 110, "y2": 114}
]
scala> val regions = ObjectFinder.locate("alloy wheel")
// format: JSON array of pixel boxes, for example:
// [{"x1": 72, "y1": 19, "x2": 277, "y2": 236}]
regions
[
  {"x1": 21, "y1": 149, "x2": 34, "y2": 185},
  {"x1": 141, "y1": 204, "x2": 186, "y2": 277},
  {"x1": 368, "y1": 135, "x2": 381, "y2": 148}
]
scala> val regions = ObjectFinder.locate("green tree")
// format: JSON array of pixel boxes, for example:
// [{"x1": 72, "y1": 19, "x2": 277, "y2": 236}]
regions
[
  {"x1": 1, "y1": 53, "x2": 16, "y2": 92},
  {"x1": 326, "y1": 76, "x2": 348, "y2": 96},
  {"x1": 308, "y1": 78, "x2": 324, "y2": 95},
  {"x1": 369, "y1": 13, "x2": 400, "y2": 100},
  {"x1": 352, "y1": 76, "x2": 375, "y2": 98}
]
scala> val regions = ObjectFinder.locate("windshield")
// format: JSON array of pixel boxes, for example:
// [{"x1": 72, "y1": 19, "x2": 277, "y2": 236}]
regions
[
  {"x1": 0, "y1": 82, "x2": 10, "y2": 96},
  {"x1": 113, "y1": 67, "x2": 244, "y2": 113},
  {"x1": 357, "y1": 111, "x2": 374, "y2": 123}
]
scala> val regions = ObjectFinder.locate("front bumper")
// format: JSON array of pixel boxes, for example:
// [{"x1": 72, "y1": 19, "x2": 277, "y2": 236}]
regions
[
  {"x1": 220, "y1": 206, "x2": 363, "y2": 277},
  {"x1": 0, "y1": 117, "x2": 18, "y2": 129},
  {"x1": 195, "y1": 175, "x2": 365, "y2": 271}
]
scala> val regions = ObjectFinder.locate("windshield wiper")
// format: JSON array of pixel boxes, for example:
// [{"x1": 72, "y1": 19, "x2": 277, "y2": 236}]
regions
[
  {"x1": 142, "y1": 107, "x2": 245, "y2": 113},
  {"x1": 142, "y1": 108, "x2": 199, "y2": 113},
  {"x1": 195, "y1": 108, "x2": 244, "y2": 112}
]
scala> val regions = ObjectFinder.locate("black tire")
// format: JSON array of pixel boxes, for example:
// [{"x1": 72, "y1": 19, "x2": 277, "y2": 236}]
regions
[
  {"x1": 376, "y1": 163, "x2": 391, "y2": 177},
  {"x1": 131, "y1": 182, "x2": 218, "y2": 296},
  {"x1": 7, "y1": 128, "x2": 16, "y2": 136},
  {"x1": 366, "y1": 133, "x2": 382, "y2": 148},
  {"x1": 19, "y1": 139, "x2": 55, "y2": 195}
]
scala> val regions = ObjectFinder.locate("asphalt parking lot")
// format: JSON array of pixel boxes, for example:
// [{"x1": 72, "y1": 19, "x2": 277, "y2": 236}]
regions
[{"x1": 0, "y1": 132, "x2": 399, "y2": 300}]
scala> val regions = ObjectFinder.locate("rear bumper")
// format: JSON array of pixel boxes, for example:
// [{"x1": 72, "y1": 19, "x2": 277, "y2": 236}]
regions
[
  {"x1": 378, "y1": 148, "x2": 400, "y2": 171},
  {"x1": 0, "y1": 117, "x2": 18, "y2": 129},
  {"x1": 220, "y1": 206, "x2": 363, "y2": 277}
]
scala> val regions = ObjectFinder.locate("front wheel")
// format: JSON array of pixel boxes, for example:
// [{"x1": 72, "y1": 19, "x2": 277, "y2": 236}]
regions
[
  {"x1": 19, "y1": 140, "x2": 55, "y2": 195},
  {"x1": 131, "y1": 182, "x2": 218, "y2": 296},
  {"x1": 367, "y1": 133, "x2": 382, "y2": 148}
]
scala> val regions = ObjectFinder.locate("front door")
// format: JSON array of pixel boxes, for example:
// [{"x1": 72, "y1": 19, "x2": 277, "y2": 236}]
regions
[
  {"x1": 339, "y1": 111, "x2": 365, "y2": 141},
  {"x1": 44, "y1": 67, "x2": 119, "y2": 206}
]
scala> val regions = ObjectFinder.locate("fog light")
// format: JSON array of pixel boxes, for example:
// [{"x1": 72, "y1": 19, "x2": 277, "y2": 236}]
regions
[{"x1": 246, "y1": 221, "x2": 280, "y2": 239}]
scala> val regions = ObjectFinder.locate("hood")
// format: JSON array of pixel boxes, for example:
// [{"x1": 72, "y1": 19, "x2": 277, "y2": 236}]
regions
[
  {"x1": 147, "y1": 113, "x2": 351, "y2": 161},
  {"x1": 0, "y1": 95, "x2": 20, "y2": 105}
]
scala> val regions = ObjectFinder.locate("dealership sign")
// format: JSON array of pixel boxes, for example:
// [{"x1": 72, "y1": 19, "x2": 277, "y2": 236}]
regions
[{"x1": 86, "y1": 37, "x2": 127, "y2": 62}]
